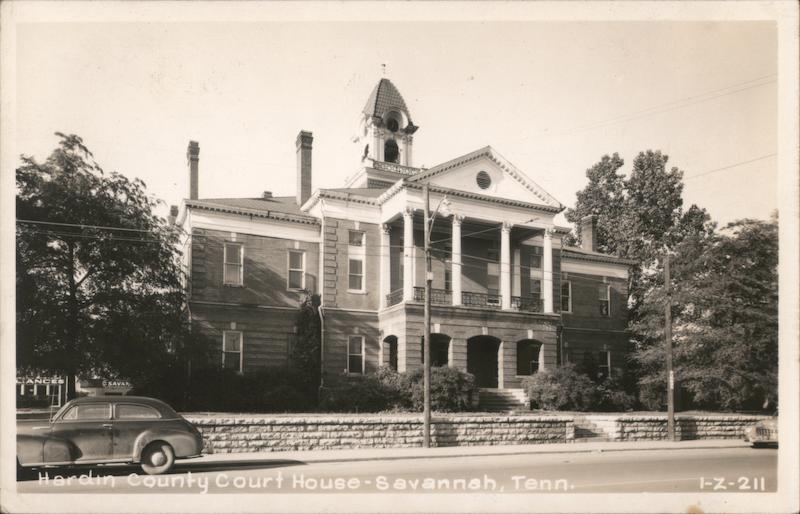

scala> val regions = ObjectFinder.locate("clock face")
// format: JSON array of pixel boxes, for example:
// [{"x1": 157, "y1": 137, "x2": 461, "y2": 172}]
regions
[{"x1": 386, "y1": 118, "x2": 399, "y2": 133}]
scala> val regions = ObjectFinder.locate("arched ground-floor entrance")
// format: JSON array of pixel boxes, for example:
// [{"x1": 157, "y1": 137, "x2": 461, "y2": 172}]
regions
[{"x1": 467, "y1": 336, "x2": 500, "y2": 388}]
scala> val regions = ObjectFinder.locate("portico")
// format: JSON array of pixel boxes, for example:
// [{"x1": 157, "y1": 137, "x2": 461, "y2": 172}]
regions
[{"x1": 380, "y1": 204, "x2": 558, "y2": 315}]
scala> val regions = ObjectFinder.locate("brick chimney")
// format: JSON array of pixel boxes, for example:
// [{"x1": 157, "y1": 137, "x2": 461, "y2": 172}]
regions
[
  {"x1": 580, "y1": 215, "x2": 597, "y2": 252},
  {"x1": 296, "y1": 131, "x2": 313, "y2": 206},
  {"x1": 187, "y1": 141, "x2": 200, "y2": 200},
  {"x1": 168, "y1": 205, "x2": 179, "y2": 225}
]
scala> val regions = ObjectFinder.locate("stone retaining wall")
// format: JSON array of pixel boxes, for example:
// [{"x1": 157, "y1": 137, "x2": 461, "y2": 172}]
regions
[
  {"x1": 185, "y1": 415, "x2": 575, "y2": 454},
  {"x1": 584, "y1": 414, "x2": 770, "y2": 441}
]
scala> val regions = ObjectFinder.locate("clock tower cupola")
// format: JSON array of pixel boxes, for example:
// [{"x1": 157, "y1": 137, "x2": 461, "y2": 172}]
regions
[{"x1": 356, "y1": 78, "x2": 418, "y2": 167}]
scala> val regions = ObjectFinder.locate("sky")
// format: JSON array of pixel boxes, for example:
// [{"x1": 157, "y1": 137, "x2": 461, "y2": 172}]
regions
[{"x1": 14, "y1": 19, "x2": 777, "y2": 228}]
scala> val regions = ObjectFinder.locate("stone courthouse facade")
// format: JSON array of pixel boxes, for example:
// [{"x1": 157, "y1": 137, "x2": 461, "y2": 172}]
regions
[{"x1": 176, "y1": 78, "x2": 633, "y2": 394}]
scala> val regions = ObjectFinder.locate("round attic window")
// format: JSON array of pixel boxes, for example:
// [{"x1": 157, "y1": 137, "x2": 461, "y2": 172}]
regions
[
  {"x1": 476, "y1": 171, "x2": 492, "y2": 190},
  {"x1": 386, "y1": 118, "x2": 399, "y2": 132}
]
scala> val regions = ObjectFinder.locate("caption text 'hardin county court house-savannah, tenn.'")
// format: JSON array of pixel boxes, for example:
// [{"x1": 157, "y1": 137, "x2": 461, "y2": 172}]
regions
[{"x1": 173, "y1": 78, "x2": 634, "y2": 397}]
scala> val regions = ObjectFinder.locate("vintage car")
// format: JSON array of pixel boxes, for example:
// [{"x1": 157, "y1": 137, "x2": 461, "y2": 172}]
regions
[
  {"x1": 17, "y1": 396, "x2": 203, "y2": 476},
  {"x1": 743, "y1": 417, "x2": 778, "y2": 447}
]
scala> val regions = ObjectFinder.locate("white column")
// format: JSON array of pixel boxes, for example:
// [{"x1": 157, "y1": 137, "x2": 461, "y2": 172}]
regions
[
  {"x1": 451, "y1": 215, "x2": 463, "y2": 306},
  {"x1": 380, "y1": 224, "x2": 391, "y2": 308},
  {"x1": 512, "y1": 248, "x2": 521, "y2": 297},
  {"x1": 497, "y1": 341, "x2": 505, "y2": 388},
  {"x1": 500, "y1": 222, "x2": 512, "y2": 310},
  {"x1": 543, "y1": 228, "x2": 554, "y2": 313},
  {"x1": 403, "y1": 208, "x2": 414, "y2": 302},
  {"x1": 406, "y1": 135, "x2": 414, "y2": 167},
  {"x1": 373, "y1": 128, "x2": 382, "y2": 162}
]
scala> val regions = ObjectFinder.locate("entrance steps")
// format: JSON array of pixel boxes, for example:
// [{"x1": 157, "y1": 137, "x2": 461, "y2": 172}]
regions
[
  {"x1": 478, "y1": 388, "x2": 529, "y2": 412},
  {"x1": 572, "y1": 415, "x2": 612, "y2": 442}
]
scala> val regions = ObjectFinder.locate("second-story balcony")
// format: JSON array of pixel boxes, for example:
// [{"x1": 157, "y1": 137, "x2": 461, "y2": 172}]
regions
[
  {"x1": 380, "y1": 208, "x2": 557, "y2": 315},
  {"x1": 386, "y1": 288, "x2": 546, "y2": 314}
]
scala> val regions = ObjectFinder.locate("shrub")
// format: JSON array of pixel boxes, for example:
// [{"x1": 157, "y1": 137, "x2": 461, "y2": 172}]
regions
[
  {"x1": 522, "y1": 363, "x2": 597, "y2": 411},
  {"x1": 596, "y1": 376, "x2": 637, "y2": 412},
  {"x1": 134, "y1": 366, "x2": 314, "y2": 412},
  {"x1": 317, "y1": 367, "x2": 478, "y2": 413},
  {"x1": 318, "y1": 372, "x2": 396, "y2": 412},
  {"x1": 401, "y1": 367, "x2": 478, "y2": 412}
]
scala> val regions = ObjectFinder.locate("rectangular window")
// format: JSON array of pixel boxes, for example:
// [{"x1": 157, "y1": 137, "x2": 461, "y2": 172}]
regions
[
  {"x1": 348, "y1": 230, "x2": 366, "y2": 292},
  {"x1": 223, "y1": 243, "x2": 243, "y2": 286},
  {"x1": 598, "y1": 284, "x2": 611, "y2": 316},
  {"x1": 348, "y1": 259, "x2": 364, "y2": 290},
  {"x1": 443, "y1": 244, "x2": 452, "y2": 291},
  {"x1": 531, "y1": 278, "x2": 542, "y2": 298},
  {"x1": 598, "y1": 350, "x2": 611, "y2": 380},
  {"x1": 288, "y1": 250, "x2": 305, "y2": 290},
  {"x1": 487, "y1": 262, "x2": 500, "y2": 297},
  {"x1": 347, "y1": 335, "x2": 365, "y2": 374},
  {"x1": 530, "y1": 246, "x2": 543, "y2": 269},
  {"x1": 222, "y1": 330, "x2": 243, "y2": 372},
  {"x1": 348, "y1": 230, "x2": 365, "y2": 247},
  {"x1": 561, "y1": 281, "x2": 572, "y2": 312}
]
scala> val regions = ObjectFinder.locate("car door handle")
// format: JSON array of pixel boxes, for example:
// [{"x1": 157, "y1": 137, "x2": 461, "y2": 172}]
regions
[{"x1": 102, "y1": 423, "x2": 113, "y2": 428}]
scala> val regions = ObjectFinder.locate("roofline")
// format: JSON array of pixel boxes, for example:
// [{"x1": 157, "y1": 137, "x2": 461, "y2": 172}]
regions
[
  {"x1": 408, "y1": 146, "x2": 564, "y2": 210},
  {"x1": 185, "y1": 199, "x2": 320, "y2": 225},
  {"x1": 377, "y1": 179, "x2": 563, "y2": 214},
  {"x1": 301, "y1": 189, "x2": 381, "y2": 211},
  {"x1": 561, "y1": 248, "x2": 637, "y2": 266}
]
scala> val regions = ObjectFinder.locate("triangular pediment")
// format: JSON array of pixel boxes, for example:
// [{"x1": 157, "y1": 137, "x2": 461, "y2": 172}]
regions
[{"x1": 407, "y1": 147, "x2": 562, "y2": 209}]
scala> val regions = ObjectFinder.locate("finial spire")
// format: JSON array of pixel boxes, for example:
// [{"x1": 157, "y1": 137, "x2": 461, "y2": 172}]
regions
[{"x1": 381, "y1": 63, "x2": 387, "y2": 77}]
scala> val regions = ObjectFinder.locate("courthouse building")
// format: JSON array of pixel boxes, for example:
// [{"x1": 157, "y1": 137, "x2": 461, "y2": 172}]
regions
[{"x1": 175, "y1": 78, "x2": 633, "y2": 403}]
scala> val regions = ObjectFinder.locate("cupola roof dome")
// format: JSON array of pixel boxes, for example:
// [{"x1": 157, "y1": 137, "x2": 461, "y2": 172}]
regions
[{"x1": 363, "y1": 78, "x2": 413, "y2": 123}]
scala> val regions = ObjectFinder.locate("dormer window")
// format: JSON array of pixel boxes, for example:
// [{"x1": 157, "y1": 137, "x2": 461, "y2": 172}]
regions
[{"x1": 387, "y1": 118, "x2": 399, "y2": 132}]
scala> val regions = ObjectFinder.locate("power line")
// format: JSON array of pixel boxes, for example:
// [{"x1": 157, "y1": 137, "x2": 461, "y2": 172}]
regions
[
  {"x1": 683, "y1": 153, "x2": 777, "y2": 181},
  {"x1": 23, "y1": 229, "x2": 622, "y2": 286},
  {"x1": 17, "y1": 219, "x2": 181, "y2": 234},
  {"x1": 509, "y1": 73, "x2": 777, "y2": 152},
  {"x1": 559, "y1": 74, "x2": 776, "y2": 135}
]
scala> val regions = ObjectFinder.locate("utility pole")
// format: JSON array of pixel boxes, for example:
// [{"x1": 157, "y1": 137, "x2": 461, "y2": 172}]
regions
[
  {"x1": 665, "y1": 253, "x2": 675, "y2": 441},
  {"x1": 423, "y1": 184, "x2": 432, "y2": 448}
]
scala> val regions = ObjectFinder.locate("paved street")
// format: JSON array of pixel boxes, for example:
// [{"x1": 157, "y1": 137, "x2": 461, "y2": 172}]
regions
[{"x1": 17, "y1": 443, "x2": 776, "y2": 494}]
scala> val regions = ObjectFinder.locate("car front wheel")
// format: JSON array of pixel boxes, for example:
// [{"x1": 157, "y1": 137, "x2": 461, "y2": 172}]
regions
[{"x1": 140, "y1": 442, "x2": 175, "y2": 475}]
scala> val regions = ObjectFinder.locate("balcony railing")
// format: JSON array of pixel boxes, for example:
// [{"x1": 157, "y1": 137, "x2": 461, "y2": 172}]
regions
[
  {"x1": 372, "y1": 160, "x2": 421, "y2": 176},
  {"x1": 388, "y1": 289, "x2": 546, "y2": 313},
  {"x1": 412, "y1": 287, "x2": 452, "y2": 305},
  {"x1": 386, "y1": 289, "x2": 404, "y2": 307},
  {"x1": 461, "y1": 291, "x2": 501, "y2": 309},
  {"x1": 511, "y1": 296, "x2": 544, "y2": 313}
]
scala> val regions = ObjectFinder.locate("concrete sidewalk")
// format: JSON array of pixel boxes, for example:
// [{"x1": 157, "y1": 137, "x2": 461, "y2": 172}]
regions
[{"x1": 192, "y1": 439, "x2": 750, "y2": 467}]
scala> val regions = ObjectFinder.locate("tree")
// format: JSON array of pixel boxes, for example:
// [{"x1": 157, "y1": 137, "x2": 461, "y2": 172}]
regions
[
  {"x1": 16, "y1": 133, "x2": 191, "y2": 397},
  {"x1": 566, "y1": 150, "x2": 712, "y2": 313},
  {"x1": 290, "y1": 293, "x2": 321, "y2": 397},
  {"x1": 631, "y1": 216, "x2": 778, "y2": 411}
]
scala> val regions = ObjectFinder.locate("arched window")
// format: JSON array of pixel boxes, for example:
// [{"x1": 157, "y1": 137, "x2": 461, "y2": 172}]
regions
[
  {"x1": 516, "y1": 340, "x2": 541, "y2": 376},
  {"x1": 384, "y1": 139, "x2": 399, "y2": 163},
  {"x1": 384, "y1": 336, "x2": 398, "y2": 371}
]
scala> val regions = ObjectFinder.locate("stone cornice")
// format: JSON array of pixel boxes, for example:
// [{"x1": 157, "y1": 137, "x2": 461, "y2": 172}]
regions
[
  {"x1": 185, "y1": 200, "x2": 319, "y2": 225},
  {"x1": 301, "y1": 189, "x2": 380, "y2": 211},
  {"x1": 407, "y1": 146, "x2": 564, "y2": 210},
  {"x1": 400, "y1": 181, "x2": 564, "y2": 214},
  {"x1": 561, "y1": 248, "x2": 637, "y2": 266}
]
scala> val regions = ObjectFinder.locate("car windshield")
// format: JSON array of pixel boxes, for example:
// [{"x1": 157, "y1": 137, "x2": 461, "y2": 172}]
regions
[{"x1": 50, "y1": 402, "x2": 72, "y2": 421}]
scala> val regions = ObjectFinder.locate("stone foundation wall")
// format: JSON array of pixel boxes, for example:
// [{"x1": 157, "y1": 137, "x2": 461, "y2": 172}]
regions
[
  {"x1": 612, "y1": 415, "x2": 769, "y2": 441},
  {"x1": 185, "y1": 415, "x2": 574, "y2": 454}
]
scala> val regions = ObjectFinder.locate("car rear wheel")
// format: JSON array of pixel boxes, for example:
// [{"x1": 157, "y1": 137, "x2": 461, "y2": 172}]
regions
[{"x1": 140, "y1": 442, "x2": 175, "y2": 475}]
